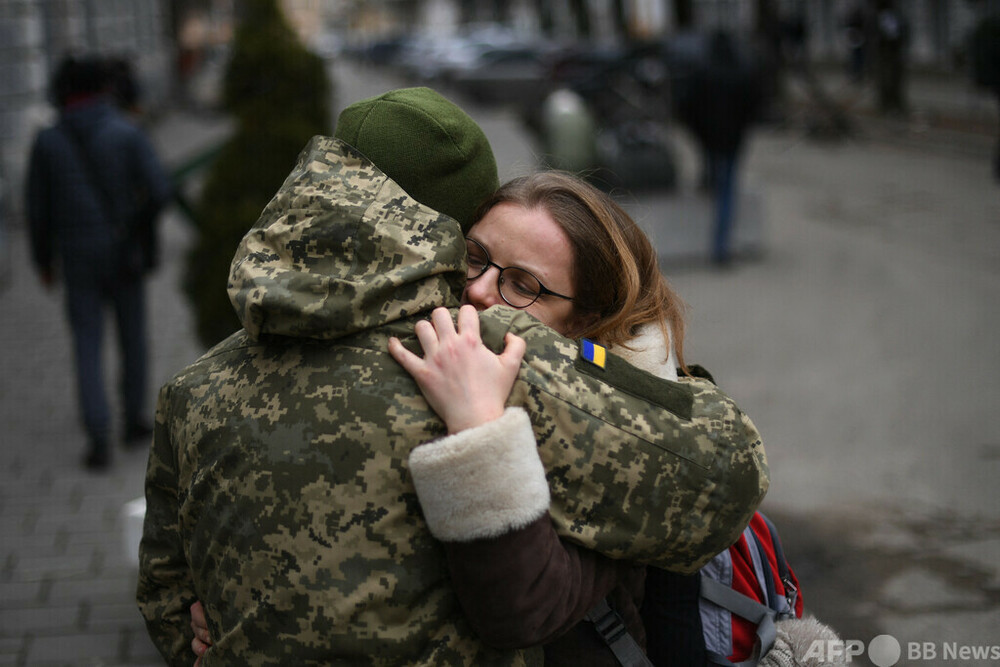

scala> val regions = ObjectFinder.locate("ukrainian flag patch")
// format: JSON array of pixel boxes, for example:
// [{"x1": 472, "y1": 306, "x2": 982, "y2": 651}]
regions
[{"x1": 580, "y1": 339, "x2": 606, "y2": 369}]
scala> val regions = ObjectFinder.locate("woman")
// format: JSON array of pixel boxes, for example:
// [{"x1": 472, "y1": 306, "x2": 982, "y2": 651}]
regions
[
  {"x1": 387, "y1": 171, "x2": 703, "y2": 665},
  {"x1": 190, "y1": 171, "x2": 706, "y2": 664}
]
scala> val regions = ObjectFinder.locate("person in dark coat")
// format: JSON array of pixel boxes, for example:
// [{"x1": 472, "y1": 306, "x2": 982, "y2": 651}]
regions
[
  {"x1": 871, "y1": 0, "x2": 910, "y2": 115},
  {"x1": 843, "y1": 2, "x2": 869, "y2": 83},
  {"x1": 26, "y1": 54, "x2": 171, "y2": 470},
  {"x1": 677, "y1": 30, "x2": 761, "y2": 265}
]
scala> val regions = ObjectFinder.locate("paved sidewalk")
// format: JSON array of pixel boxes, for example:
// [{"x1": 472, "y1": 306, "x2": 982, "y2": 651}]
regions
[{"x1": 786, "y1": 65, "x2": 997, "y2": 164}]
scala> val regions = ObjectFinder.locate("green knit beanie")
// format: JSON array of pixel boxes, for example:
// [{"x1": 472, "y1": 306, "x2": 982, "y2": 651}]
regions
[{"x1": 334, "y1": 87, "x2": 499, "y2": 232}]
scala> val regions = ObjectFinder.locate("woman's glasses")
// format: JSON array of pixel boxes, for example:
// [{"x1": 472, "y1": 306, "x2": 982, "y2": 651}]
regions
[{"x1": 465, "y1": 237, "x2": 574, "y2": 309}]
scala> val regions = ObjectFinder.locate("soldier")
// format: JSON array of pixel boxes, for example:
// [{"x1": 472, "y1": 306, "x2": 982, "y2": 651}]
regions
[{"x1": 138, "y1": 88, "x2": 768, "y2": 665}]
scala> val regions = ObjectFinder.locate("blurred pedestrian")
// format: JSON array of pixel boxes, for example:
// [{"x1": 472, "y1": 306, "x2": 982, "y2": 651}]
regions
[
  {"x1": 677, "y1": 30, "x2": 761, "y2": 266},
  {"x1": 969, "y1": 15, "x2": 1000, "y2": 182},
  {"x1": 871, "y1": 0, "x2": 910, "y2": 115},
  {"x1": 25, "y1": 54, "x2": 171, "y2": 470},
  {"x1": 843, "y1": 2, "x2": 869, "y2": 84}
]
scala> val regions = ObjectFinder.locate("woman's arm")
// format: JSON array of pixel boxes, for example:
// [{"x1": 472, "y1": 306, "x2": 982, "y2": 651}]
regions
[
  {"x1": 407, "y1": 406, "x2": 636, "y2": 648},
  {"x1": 443, "y1": 514, "x2": 635, "y2": 648},
  {"x1": 390, "y1": 306, "x2": 634, "y2": 647}
]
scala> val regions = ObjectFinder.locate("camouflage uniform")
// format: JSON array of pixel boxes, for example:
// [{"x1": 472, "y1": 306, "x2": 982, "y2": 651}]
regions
[{"x1": 137, "y1": 137, "x2": 768, "y2": 665}]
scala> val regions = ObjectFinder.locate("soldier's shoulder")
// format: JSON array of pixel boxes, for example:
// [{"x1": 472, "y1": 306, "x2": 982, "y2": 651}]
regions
[
  {"x1": 478, "y1": 306, "x2": 555, "y2": 350},
  {"x1": 479, "y1": 307, "x2": 697, "y2": 419},
  {"x1": 164, "y1": 330, "x2": 256, "y2": 387}
]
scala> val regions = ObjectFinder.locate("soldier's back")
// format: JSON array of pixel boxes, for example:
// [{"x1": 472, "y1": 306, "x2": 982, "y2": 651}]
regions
[{"x1": 159, "y1": 324, "x2": 534, "y2": 665}]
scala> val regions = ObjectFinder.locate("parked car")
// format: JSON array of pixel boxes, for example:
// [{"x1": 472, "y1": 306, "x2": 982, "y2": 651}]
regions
[
  {"x1": 447, "y1": 46, "x2": 552, "y2": 107},
  {"x1": 351, "y1": 34, "x2": 412, "y2": 66},
  {"x1": 400, "y1": 24, "x2": 538, "y2": 83},
  {"x1": 310, "y1": 30, "x2": 346, "y2": 60}
]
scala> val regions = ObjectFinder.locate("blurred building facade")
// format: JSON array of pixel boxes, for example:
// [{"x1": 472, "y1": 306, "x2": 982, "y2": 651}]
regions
[
  {"x1": 326, "y1": 0, "x2": 997, "y2": 69},
  {"x1": 2, "y1": 0, "x2": 995, "y2": 229}
]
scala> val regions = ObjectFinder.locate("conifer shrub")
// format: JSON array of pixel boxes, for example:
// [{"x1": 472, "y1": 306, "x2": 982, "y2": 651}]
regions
[{"x1": 184, "y1": 0, "x2": 331, "y2": 348}]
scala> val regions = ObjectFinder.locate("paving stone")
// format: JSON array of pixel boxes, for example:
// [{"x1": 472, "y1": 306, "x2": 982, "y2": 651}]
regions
[
  {"x1": 0, "y1": 533, "x2": 57, "y2": 560},
  {"x1": 44, "y1": 575, "x2": 137, "y2": 604},
  {"x1": 84, "y1": 601, "x2": 147, "y2": 634},
  {"x1": 0, "y1": 604, "x2": 78, "y2": 635},
  {"x1": 5, "y1": 554, "x2": 94, "y2": 582},
  {"x1": 0, "y1": 636, "x2": 26, "y2": 665},
  {"x1": 19, "y1": 630, "x2": 121, "y2": 663},
  {"x1": 880, "y1": 610, "x2": 1000, "y2": 665},
  {"x1": 120, "y1": 626, "x2": 164, "y2": 663},
  {"x1": 0, "y1": 580, "x2": 44, "y2": 605},
  {"x1": 880, "y1": 566, "x2": 989, "y2": 612},
  {"x1": 943, "y1": 538, "x2": 1000, "y2": 589}
]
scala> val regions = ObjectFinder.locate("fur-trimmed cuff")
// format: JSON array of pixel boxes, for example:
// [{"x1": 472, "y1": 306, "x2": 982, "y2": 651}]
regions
[{"x1": 409, "y1": 407, "x2": 550, "y2": 542}]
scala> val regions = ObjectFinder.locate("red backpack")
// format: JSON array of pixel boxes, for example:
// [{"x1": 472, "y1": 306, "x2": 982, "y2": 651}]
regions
[
  {"x1": 699, "y1": 512, "x2": 804, "y2": 666},
  {"x1": 587, "y1": 511, "x2": 804, "y2": 667}
]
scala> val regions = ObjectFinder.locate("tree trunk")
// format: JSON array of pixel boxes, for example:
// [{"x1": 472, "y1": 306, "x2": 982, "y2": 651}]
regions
[
  {"x1": 754, "y1": 0, "x2": 786, "y2": 120},
  {"x1": 673, "y1": 0, "x2": 694, "y2": 28},
  {"x1": 568, "y1": 0, "x2": 591, "y2": 39}
]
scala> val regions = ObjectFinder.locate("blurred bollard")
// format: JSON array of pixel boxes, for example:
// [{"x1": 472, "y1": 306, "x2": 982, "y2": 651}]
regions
[
  {"x1": 121, "y1": 497, "x2": 146, "y2": 568},
  {"x1": 541, "y1": 89, "x2": 598, "y2": 173}
]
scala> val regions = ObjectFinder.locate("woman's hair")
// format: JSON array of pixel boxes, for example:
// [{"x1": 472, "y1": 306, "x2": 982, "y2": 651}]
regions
[{"x1": 474, "y1": 171, "x2": 688, "y2": 371}]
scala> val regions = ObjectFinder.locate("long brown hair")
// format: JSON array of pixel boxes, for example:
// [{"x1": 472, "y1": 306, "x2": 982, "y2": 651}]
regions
[{"x1": 475, "y1": 171, "x2": 688, "y2": 371}]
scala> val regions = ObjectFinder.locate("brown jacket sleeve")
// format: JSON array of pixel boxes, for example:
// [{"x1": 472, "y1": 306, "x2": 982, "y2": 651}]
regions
[
  {"x1": 443, "y1": 515, "x2": 640, "y2": 649},
  {"x1": 409, "y1": 408, "x2": 646, "y2": 652}
]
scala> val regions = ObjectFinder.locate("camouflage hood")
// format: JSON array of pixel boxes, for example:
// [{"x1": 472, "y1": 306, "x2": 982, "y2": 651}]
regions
[{"x1": 228, "y1": 136, "x2": 466, "y2": 341}]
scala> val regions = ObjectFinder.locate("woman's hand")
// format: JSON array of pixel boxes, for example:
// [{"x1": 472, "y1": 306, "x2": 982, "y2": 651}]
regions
[
  {"x1": 388, "y1": 305, "x2": 525, "y2": 434},
  {"x1": 190, "y1": 600, "x2": 212, "y2": 665}
]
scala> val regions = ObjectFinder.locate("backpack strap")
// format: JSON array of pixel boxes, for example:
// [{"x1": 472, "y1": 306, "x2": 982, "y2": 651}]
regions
[
  {"x1": 586, "y1": 597, "x2": 655, "y2": 667},
  {"x1": 747, "y1": 527, "x2": 783, "y2": 616},
  {"x1": 700, "y1": 576, "x2": 777, "y2": 667},
  {"x1": 60, "y1": 121, "x2": 160, "y2": 273},
  {"x1": 60, "y1": 122, "x2": 119, "y2": 228},
  {"x1": 756, "y1": 513, "x2": 798, "y2": 616}
]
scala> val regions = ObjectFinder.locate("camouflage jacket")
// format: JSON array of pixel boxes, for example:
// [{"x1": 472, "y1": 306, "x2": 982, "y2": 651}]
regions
[{"x1": 137, "y1": 137, "x2": 768, "y2": 665}]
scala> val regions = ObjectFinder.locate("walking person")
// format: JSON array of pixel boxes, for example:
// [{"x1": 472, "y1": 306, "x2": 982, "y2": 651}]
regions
[
  {"x1": 677, "y1": 30, "x2": 761, "y2": 266},
  {"x1": 26, "y1": 54, "x2": 172, "y2": 470},
  {"x1": 871, "y1": 0, "x2": 910, "y2": 116},
  {"x1": 843, "y1": 2, "x2": 869, "y2": 84}
]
